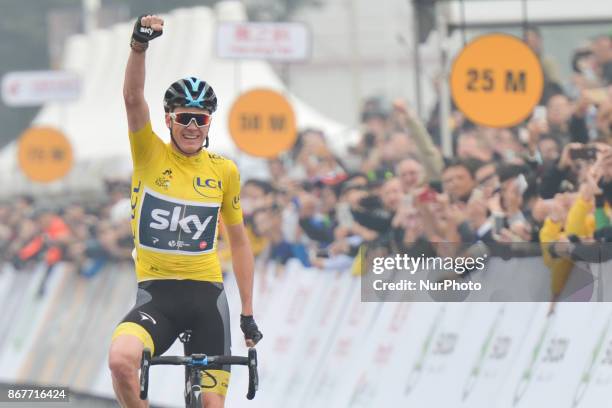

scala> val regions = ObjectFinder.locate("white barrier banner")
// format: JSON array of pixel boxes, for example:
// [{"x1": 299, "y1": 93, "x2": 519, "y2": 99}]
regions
[
  {"x1": 4, "y1": 259, "x2": 612, "y2": 407},
  {"x1": 242, "y1": 265, "x2": 326, "y2": 406},
  {"x1": 339, "y1": 303, "x2": 441, "y2": 408},
  {"x1": 495, "y1": 303, "x2": 604, "y2": 407},
  {"x1": 458, "y1": 303, "x2": 540, "y2": 407},
  {"x1": 571, "y1": 306, "x2": 612, "y2": 407},
  {"x1": 275, "y1": 271, "x2": 354, "y2": 408},
  {"x1": 400, "y1": 303, "x2": 475, "y2": 405},
  {"x1": 307, "y1": 282, "x2": 382, "y2": 408}
]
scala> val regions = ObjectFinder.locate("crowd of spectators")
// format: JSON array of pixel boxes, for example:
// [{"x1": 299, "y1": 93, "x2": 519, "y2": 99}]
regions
[
  {"x1": 0, "y1": 180, "x2": 133, "y2": 293},
  {"x1": 237, "y1": 29, "x2": 612, "y2": 303},
  {"x1": 2, "y1": 29, "x2": 611, "y2": 303}
]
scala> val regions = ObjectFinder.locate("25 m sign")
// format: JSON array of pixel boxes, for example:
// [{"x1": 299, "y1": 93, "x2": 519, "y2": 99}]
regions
[
  {"x1": 451, "y1": 34, "x2": 543, "y2": 128},
  {"x1": 465, "y1": 69, "x2": 527, "y2": 93}
]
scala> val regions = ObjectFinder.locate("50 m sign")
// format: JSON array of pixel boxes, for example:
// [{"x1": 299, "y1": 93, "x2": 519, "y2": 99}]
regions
[{"x1": 228, "y1": 89, "x2": 297, "y2": 158}]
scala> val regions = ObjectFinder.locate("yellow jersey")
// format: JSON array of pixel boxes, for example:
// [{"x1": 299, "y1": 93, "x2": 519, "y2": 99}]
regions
[{"x1": 129, "y1": 121, "x2": 243, "y2": 282}]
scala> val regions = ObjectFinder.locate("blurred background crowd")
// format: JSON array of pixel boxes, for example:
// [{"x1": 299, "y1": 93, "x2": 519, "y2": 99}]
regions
[
  {"x1": 0, "y1": 180, "x2": 132, "y2": 293},
  {"x1": 226, "y1": 27, "x2": 612, "y2": 299},
  {"x1": 1, "y1": 27, "x2": 612, "y2": 300}
]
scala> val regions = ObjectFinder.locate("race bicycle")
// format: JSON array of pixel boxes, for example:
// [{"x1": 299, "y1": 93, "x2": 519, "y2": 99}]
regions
[{"x1": 139, "y1": 330, "x2": 258, "y2": 407}]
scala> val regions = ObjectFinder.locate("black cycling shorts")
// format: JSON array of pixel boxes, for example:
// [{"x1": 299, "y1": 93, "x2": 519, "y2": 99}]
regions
[{"x1": 112, "y1": 280, "x2": 232, "y2": 394}]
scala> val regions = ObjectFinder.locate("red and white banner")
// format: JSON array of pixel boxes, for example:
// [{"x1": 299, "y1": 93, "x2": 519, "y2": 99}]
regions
[
  {"x1": 216, "y1": 22, "x2": 311, "y2": 62},
  {"x1": 1, "y1": 70, "x2": 81, "y2": 107}
]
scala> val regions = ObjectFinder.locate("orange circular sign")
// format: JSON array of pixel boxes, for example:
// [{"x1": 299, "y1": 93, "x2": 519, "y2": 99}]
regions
[
  {"x1": 17, "y1": 127, "x2": 73, "y2": 182},
  {"x1": 450, "y1": 33, "x2": 544, "y2": 128},
  {"x1": 228, "y1": 89, "x2": 297, "y2": 158}
]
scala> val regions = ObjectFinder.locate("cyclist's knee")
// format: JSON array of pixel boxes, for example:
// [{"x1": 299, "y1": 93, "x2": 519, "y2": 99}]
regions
[
  {"x1": 109, "y1": 336, "x2": 143, "y2": 381},
  {"x1": 202, "y1": 393, "x2": 224, "y2": 408}
]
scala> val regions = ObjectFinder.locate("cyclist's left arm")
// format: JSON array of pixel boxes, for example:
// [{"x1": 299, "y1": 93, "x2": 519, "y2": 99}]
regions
[
  {"x1": 225, "y1": 222, "x2": 254, "y2": 316},
  {"x1": 221, "y1": 160, "x2": 254, "y2": 317}
]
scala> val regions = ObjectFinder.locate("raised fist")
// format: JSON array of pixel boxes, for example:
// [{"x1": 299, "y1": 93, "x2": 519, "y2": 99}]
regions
[{"x1": 132, "y1": 14, "x2": 164, "y2": 43}]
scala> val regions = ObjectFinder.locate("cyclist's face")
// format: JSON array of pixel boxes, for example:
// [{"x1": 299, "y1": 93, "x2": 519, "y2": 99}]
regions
[{"x1": 165, "y1": 107, "x2": 211, "y2": 155}]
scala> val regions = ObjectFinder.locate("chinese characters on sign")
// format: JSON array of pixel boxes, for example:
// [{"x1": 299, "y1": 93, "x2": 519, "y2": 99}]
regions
[
  {"x1": 1, "y1": 71, "x2": 81, "y2": 107},
  {"x1": 216, "y1": 22, "x2": 310, "y2": 62}
]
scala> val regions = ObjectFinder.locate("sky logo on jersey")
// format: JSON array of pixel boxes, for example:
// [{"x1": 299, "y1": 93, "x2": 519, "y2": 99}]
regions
[
  {"x1": 193, "y1": 176, "x2": 223, "y2": 198},
  {"x1": 139, "y1": 189, "x2": 219, "y2": 254}
]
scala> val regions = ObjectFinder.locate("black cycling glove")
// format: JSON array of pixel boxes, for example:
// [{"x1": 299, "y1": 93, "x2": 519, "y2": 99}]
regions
[
  {"x1": 132, "y1": 15, "x2": 163, "y2": 43},
  {"x1": 240, "y1": 315, "x2": 263, "y2": 345}
]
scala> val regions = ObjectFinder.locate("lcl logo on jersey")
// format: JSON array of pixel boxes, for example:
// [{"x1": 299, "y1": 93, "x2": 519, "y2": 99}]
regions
[
  {"x1": 139, "y1": 188, "x2": 219, "y2": 254},
  {"x1": 193, "y1": 176, "x2": 223, "y2": 198},
  {"x1": 232, "y1": 195, "x2": 240, "y2": 210}
]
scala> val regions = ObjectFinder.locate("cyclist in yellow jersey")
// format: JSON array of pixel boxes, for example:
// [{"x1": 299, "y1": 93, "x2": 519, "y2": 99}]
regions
[{"x1": 108, "y1": 14, "x2": 262, "y2": 408}]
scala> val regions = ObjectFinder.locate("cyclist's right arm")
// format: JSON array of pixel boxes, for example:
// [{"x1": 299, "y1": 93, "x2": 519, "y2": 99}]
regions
[
  {"x1": 123, "y1": 43, "x2": 149, "y2": 132},
  {"x1": 124, "y1": 15, "x2": 166, "y2": 169},
  {"x1": 123, "y1": 15, "x2": 163, "y2": 132}
]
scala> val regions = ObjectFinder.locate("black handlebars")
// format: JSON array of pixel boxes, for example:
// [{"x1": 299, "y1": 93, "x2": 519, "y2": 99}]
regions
[
  {"x1": 139, "y1": 348, "x2": 258, "y2": 401},
  {"x1": 139, "y1": 349, "x2": 151, "y2": 400},
  {"x1": 246, "y1": 348, "x2": 258, "y2": 400}
]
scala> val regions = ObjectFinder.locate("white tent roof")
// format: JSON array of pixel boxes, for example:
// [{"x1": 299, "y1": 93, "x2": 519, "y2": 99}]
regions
[{"x1": 1, "y1": 2, "x2": 354, "y2": 195}]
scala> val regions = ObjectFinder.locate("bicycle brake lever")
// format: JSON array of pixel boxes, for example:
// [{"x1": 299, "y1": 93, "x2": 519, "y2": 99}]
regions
[
  {"x1": 139, "y1": 348, "x2": 152, "y2": 400},
  {"x1": 246, "y1": 348, "x2": 258, "y2": 400}
]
